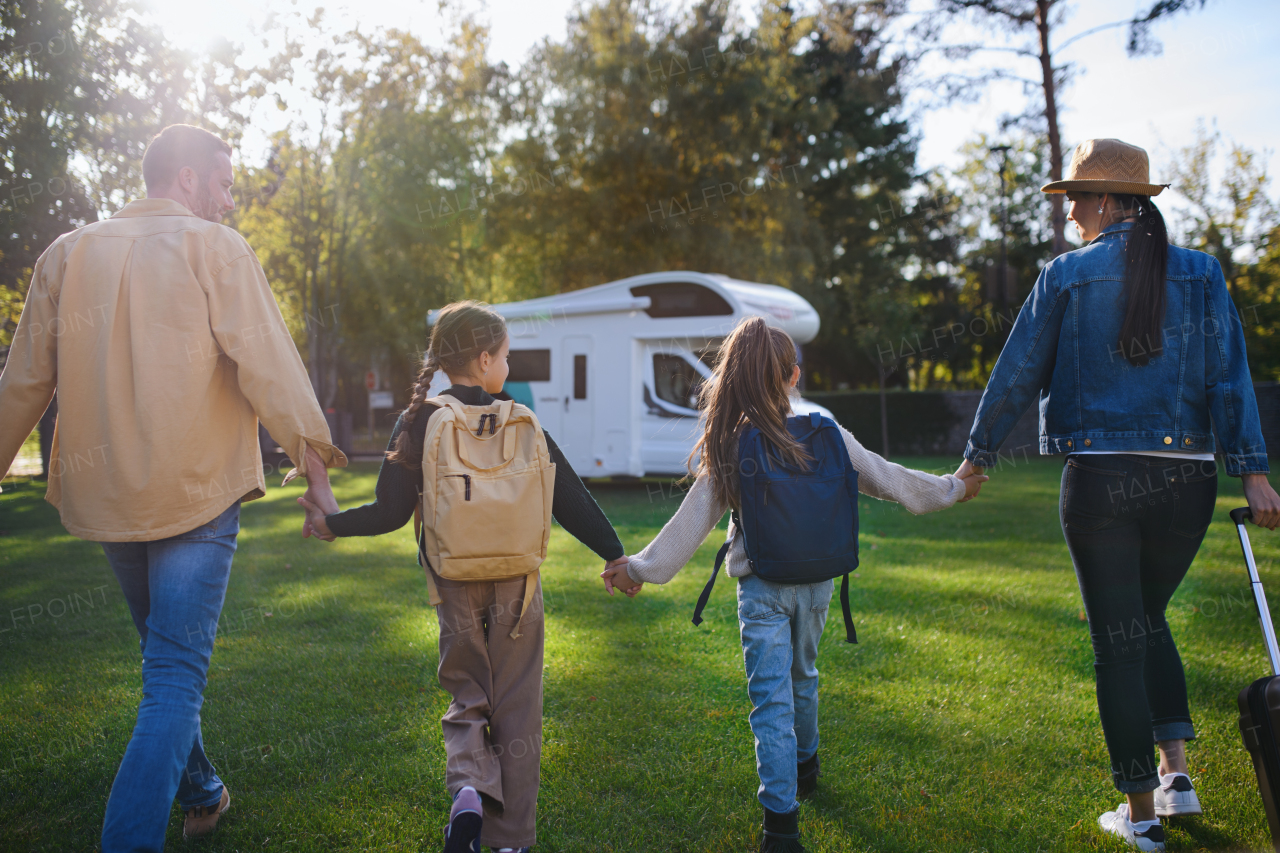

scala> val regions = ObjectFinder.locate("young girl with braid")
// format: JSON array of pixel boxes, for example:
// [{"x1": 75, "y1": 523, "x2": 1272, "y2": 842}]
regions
[{"x1": 300, "y1": 301, "x2": 632, "y2": 853}]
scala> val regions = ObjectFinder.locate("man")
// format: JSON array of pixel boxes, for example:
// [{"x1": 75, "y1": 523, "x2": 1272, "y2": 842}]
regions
[{"x1": 0, "y1": 124, "x2": 345, "y2": 850}]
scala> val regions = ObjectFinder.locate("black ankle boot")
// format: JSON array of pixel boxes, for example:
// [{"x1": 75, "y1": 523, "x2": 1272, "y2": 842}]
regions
[
  {"x1": 797, "y1": 754, "x2": 820, "y2": 799},
  {"x1": 761, "y1": 806, "x2": 808, "y2": 853}
]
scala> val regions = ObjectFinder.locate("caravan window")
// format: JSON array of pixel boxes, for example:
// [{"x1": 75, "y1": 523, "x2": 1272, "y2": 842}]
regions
[
  {"x1": 573, "y1": 355, "x2": 587, "y2": 399},
  {"x1": 508, "y1": 349, "x2": 551, "y2": 382},
  {"x1": 653, "y1": 354, "x2": 703, "y2": 410},
  {"x1": 631, "y1": 282, "x2": 733, "y2": 317}
]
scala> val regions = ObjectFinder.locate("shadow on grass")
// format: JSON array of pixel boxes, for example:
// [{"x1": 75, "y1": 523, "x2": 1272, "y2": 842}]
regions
[{"x1": 2, "y1": 462, "x2": 1277, "y2": 852}]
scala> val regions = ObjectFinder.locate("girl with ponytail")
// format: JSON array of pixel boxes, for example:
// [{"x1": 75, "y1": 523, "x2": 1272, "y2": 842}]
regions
[
  {"x1": 963, "y1": 138, "x2": 1280, "y2": 851},
  {"x1": 299, "y1": 300, "x2": 630, "y2": 853},
  {"x1": 602, "y1": 316, "x2": 986, "y2": 853}
]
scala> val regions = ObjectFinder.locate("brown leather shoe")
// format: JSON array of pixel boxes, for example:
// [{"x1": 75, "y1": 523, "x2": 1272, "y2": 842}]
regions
[{"x1": 183, "y1": 787, "x2": 230, "y2": 839}]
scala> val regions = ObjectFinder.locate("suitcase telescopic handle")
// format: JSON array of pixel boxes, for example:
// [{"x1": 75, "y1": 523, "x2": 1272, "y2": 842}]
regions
[{"x1": 1232, "y1": 506, "x2": 1280, "y2": 677}]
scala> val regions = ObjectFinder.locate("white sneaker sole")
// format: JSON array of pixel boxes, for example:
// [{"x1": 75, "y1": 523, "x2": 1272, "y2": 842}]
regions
[{"x1": 1155, "y1": 799, "x2": 1202, "y2": 817}]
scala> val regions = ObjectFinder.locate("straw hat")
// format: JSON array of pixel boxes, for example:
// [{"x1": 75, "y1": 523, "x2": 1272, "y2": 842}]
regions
[{"x1": 1041, "y1": 138, "x2": 1168, "y2": 196}]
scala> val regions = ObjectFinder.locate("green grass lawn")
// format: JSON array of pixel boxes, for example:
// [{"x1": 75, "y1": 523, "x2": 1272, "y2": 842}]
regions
[{"x1": 2, "y1": 457, "x2": 1279, "y2": 852}]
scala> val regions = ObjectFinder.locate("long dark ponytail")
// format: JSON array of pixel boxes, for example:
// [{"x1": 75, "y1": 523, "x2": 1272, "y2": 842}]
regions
[
  {"x1": 692, "y1": 317, "x2": 810, "y2": 511},
  {"x1": 1114, "y1": 193, "x2": 1169, "y2": 366},
  {"x1": 386, "y1": 301, "x2": 508, "y2": 469}
]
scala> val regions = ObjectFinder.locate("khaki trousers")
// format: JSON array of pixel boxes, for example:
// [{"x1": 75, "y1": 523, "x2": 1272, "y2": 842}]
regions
[{"x1": 433, "y1": 570, "x2": 544, "y2": 849}]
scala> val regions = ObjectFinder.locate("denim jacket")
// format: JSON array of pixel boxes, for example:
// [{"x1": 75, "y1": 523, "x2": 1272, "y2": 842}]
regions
[{"x1": 965, "y1": 221, "x2": 1268, "y2": 476}]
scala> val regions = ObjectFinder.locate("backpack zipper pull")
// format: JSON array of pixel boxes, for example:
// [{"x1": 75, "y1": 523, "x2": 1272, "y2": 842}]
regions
[
  {"x1": 763, "y1": 481, "x2": 769, "y2": 506},
  {"x1": 445, "y1": 474, "x2": 472, "y2": 500}
]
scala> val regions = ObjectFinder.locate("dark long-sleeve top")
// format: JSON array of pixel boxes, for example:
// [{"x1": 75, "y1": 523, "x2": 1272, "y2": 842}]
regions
[{"x1": 325, "y1": 385, "x2": 624, "y2": 561}]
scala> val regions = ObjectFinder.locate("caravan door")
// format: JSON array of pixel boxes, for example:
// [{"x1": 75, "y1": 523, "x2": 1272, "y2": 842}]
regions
[
  {"x1": 640, "y1": 347, "x2": 707, "y2": 475},
  {"x1": 559, "y1": 336, "x2": 595, "y2": 472}
]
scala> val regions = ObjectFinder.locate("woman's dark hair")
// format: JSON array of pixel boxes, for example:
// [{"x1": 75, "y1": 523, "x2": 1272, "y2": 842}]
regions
[
  {"x1": 690, "y1": 317, "x2": 809, "y2": 511},
  {"x1": 386, "y1": 300, "x2": 508, "y2": 469},
  {"x1": 1110, "y1": 193, "x2": 1170, "y2": 366}
]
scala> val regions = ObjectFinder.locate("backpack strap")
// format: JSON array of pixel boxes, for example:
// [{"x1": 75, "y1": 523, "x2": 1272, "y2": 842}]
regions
[
  {"x1": 692, "y1": 510, "x2": 739, "y2": 627},
  {"x1": 414, "y1": 496, "x2": 443, "y2": 607},
  {"x1": 506, "y1": 570, "x2": 539, "y2": 640},
  {"x1": 840, "y1": 574, "x2": 857, "y2": 644},
  {"x1": 692, "y1": 538, "x2": 731, "y2": 627}
]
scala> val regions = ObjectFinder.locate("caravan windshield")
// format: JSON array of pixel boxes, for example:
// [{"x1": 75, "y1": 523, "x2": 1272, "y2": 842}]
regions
[{"x1": 653, "y1": 353, "x2": 703, "y2": 410}]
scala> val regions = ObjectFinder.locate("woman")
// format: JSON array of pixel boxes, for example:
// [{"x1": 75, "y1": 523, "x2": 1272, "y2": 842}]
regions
[
  {"x1": 300, "y1": 301, "x2": 632, "y2": 853},
  {"x1": 959, "y1": 138, "x2": 1280, "y2": 852}
]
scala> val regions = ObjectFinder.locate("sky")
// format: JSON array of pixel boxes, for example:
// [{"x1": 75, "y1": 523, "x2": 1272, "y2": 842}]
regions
[{"x1": 143, "y1": 0, "x2": 1279, "y2": 207}]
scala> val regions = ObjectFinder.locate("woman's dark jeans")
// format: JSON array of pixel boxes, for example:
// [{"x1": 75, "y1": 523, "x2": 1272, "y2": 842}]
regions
[{"x1": 1060, "y1": 453, "x2": 1218, "y2": 794}]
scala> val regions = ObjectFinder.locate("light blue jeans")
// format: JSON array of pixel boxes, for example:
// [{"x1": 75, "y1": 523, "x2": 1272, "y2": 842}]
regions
[
  {"x1": 98, "y1": 501, "x2": 240, "y2": 852},
  {"x1": 737, "y1": 573, "x2": 833, "y2": 814}
]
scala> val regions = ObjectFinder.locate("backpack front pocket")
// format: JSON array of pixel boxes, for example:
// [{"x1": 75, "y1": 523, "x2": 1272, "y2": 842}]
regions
[{"x1": 435, "y1": 464, "x2": 551, "y2": 562}]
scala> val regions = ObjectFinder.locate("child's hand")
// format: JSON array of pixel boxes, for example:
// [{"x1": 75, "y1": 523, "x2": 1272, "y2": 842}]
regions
[
  {"x1": 297, "y1": 496, "x2": 337, "y2": 541},
  {"x1": 601, "y1": 557, "x2": 642, "y2": 597},
  {"x1": 960, "y1": 472, "x2": 988, "y2": 501},
  {"x1": 954, "y1": 459, "x2": 988, "y2": 502}
]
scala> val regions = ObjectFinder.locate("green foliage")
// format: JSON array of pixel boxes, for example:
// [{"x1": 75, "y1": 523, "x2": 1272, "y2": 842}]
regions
[
  {"x1": 1168, "y1": 124, "x2": 1280, "y2": 381},
  {"x1": 5, "y1": 0, "x2": 1279, "y2": 399},
  {"x1": 0, "y1": 0, "x2": 224, "y2": 369},
  {"x1": 223, "y1": 0, "x2": 921, "y2": 402},
  {"x1": 2, "y1": 461, "x2": 1278, "y2": 850}
]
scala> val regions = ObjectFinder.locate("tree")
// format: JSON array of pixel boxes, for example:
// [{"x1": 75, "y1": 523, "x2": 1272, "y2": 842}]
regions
[
  {"x1": 1167, "y1": 125, "x2": 1280, "y2": 380},
  {"x1": 920, "y1": 0, "x2": 1211, "y2": 257},
  {"x1": 229, "y1": 17, "x2": 509, "y2": 412},
  {"x1": 496, "y1": 0, "x2": 918, "y2": 393},
  {"x1": 1168, "y1": 123, "x2": 1277, "y2": 295},
  {"x1": 1, "y1": 0, "x2": 192, "y2": 331}
]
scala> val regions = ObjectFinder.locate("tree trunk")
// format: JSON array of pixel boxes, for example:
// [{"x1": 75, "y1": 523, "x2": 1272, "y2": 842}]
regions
[{"x1": 1036, "y1": 0, "x2": 1068, "y2": 256}]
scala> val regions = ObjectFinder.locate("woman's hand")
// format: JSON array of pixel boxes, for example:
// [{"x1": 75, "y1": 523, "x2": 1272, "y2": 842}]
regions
[
  {"x1": 601, "y1": 557, "x2": 642, "y2": 597},
  {"x1": 954, "y1": 459, "x2": 988, "y2": 502},
  {"x1": 1243, "y1": 473, "x2": 1280, "y2": 530},
  {"x1": 297, "y1": 496, "x2": 337, "y2": 541}
]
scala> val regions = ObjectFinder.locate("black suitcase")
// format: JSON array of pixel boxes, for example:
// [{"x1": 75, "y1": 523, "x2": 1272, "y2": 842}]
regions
[{"x1": 1233, "y1": 506, "x2": 1280, "y2": 852}]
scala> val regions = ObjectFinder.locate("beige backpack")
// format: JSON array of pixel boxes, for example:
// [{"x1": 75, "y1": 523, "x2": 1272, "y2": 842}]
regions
[{"x1": 414, "y1": 396, "x2": 556, "y2": 638}]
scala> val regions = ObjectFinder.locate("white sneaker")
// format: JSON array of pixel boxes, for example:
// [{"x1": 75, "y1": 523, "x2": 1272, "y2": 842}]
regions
[
  {"x1": 1154, "y1": 770, "x2": 1202, "y2": 817},
  {"x1": 1099, "y1": 803, "x2": 1166, "y2": 851}
]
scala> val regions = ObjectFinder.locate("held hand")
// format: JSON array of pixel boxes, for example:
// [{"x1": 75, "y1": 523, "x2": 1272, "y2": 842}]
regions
[
  {"x1": 302, "y1": 478, "x2": 340, "y2": 517},
  {"x1": 297, "y1": 496, "x2": 337, "y2": 541},
  {"x1": 954, "y1": 459, "x2": 988, "y2": 502},
  {"x1": 601, "y1": 556, "x2": 642, "y2": 597},
  {"x1": 1243, "y1": 473, "x2": 1280, "y2": 530}
]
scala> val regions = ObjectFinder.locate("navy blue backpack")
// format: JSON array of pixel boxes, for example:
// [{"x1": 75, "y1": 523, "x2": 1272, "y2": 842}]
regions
[{"x1": 692, "y1": 412, "x2": 860, "y2": 643}]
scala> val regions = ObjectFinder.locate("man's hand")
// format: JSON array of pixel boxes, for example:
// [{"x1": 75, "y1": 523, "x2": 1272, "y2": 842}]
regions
[
  {"x1": 954, "y1": 459, "x2": 988, "y2": 502},
  {"x1": 293, "y1": 446, "x2": 339, "y2": 539},
  {"x1": 601, "y1": 556, "x2": 641, "y2": 597},
  {"x1": 1243, "y1": 473, "x2": 1280, "y2": 530}
]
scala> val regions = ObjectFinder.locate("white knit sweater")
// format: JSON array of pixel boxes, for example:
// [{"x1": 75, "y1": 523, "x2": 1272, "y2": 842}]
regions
[{"x1": 625, "y1": 422, "x2": 966, "y2": 585}]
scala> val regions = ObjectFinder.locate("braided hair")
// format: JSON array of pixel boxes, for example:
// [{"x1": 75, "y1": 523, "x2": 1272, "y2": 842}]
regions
[{"x1": 386, "y1": 300, "x2": 508, "y2": 469}]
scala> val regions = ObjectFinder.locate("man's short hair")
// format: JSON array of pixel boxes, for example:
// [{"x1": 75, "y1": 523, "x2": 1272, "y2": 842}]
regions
[{"x1": 141, "y1": 125, "x2": 233, "y2": 191}]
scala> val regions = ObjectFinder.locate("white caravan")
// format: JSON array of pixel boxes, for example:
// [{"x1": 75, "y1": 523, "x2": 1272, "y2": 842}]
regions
[{"x1": 426, "y1": 272, "x2": 831, "y2": 477}]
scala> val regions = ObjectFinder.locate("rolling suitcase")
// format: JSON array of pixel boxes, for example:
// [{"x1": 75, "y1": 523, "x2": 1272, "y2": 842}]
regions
[{"x1": 1233, "y1": 506, "x2": 1280, "y2": 852}]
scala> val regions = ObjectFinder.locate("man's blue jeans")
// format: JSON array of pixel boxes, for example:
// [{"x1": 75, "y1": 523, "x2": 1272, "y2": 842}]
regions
[
  {"x1": 737, "y1": 574, "x2": 832, "y2": 815},
  {"x1": 98, "y1": 501, "x2": 240, "y2": 852}
]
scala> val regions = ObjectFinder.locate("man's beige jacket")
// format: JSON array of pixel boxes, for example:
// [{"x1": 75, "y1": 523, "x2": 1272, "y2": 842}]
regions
[{"x1": 0, "y1": 198, "x2": 346, "y2": 541}]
